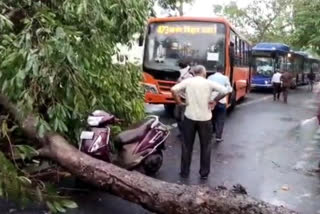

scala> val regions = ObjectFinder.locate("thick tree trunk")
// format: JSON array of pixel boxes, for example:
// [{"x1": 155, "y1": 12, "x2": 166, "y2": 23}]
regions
[
  {"x1": 0, "y1": 94, "x2": 297, "y2": 214},
  {"x1": 41, "y1": 134, "x2": 297, "y2": 214}
]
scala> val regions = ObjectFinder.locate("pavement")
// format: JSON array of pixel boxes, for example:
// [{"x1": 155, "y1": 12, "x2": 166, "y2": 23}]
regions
[{"x1": 2, "y1": 85, "x2": 320, "y2": 214}]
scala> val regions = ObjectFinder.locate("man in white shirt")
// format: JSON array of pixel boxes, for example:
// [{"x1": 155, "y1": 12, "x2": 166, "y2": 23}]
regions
[
  {"x1": 171, "y1": 65, "x2": 228, "y2": 179},
  {"x1": 208, "y1": 66, "x2": 233, "y2": 143},
  {"x1": 271, "y1": 69, "x2": 282, "y2": 101}
]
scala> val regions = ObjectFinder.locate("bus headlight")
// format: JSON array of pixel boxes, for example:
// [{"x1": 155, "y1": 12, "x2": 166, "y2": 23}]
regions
[{"x1": 143, "y1": 83, "x2": 159, "y2": 94}]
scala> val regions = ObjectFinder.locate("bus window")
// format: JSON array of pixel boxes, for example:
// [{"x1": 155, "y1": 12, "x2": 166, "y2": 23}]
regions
[
  {"x1": 240, "y1": 40, "x2": 243, "y2": 66},
  {"x1": 229, "y1": 42, "x2": 235, "y2": 67},
  {"x1": 242, "y1": 41, "x2": 246, "y2": 66},
  {"x1": 234, "y1": 36, "x2": 240, "y2": 66},
  {"x1": 243, "y1": 42, "x2": 246, "y2": 66},
  {"x1": 245, "y1": 43, "x2": 249, "y2": 66}
]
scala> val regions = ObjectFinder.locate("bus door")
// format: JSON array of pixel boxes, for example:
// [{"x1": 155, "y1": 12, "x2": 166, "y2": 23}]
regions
[
  {"x1": 229, "y1": 42, "x2": 235, "y2": 85},
  {"x1": 228, "y1": 42, "x2": 235, "y2": 105}
]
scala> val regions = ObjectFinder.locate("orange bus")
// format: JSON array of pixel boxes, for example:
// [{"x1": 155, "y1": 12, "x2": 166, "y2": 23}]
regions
[{"x1": 141, "y1": 17, "x2": 252, "y2": 113}]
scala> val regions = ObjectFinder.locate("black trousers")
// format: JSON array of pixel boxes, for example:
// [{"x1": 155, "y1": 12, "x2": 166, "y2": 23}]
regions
[
  {"x1": 273, "y1": 83, "x2": 281, "y2": 100},
  {"x1": 181, "y1": 116, "x2": 212, "y2": 177},
  {"x1": 174, "y1": 104, "x2": 186, "y2": 134},
  {"x1": 212, "y1": 103, "x2": 227, "y2": 139}
]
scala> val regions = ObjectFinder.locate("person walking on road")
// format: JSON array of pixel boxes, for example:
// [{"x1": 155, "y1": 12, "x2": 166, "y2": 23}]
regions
[
  {"x1": 174, "y1": 62, "x2": 193, "y2": 139},
  {"x1": 271, "y1": 69, "x2": 282, "y2": 101},
  {"x1": 171, "y1": 65, "x2": 228, "y2": 179},
  {"x1": 307, "y1": 69, "x2": 316, "y2": 92},
  {"x1": 281, "y1": 70, "x2": 293, "y2": 104},
  {"x1": 208, "y1": 66, "x2": 233, "y2": 143}
]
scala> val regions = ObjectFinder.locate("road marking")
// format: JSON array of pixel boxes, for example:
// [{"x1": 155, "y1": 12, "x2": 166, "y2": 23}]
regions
[{"x1": 237, "y1": 95, "x2": 273, "y2": 108}]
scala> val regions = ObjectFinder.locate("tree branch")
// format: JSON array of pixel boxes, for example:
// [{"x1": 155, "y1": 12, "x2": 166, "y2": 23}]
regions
[{"x1": 0, "y1": 94, "x2": 44, "y2": 146}]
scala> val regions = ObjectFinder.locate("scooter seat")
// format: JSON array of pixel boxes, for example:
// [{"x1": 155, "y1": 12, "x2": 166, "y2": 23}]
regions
[{"x1": 115, "y1": 118, "x2": 156, "y2": 145}]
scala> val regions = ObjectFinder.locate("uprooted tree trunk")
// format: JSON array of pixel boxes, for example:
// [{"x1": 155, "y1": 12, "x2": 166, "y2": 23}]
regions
[{"x1": 0, "y1": 94, "x2": 297, "y2": 214}]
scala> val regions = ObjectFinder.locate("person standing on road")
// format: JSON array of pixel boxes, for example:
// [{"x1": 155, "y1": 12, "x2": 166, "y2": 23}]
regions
[
  {"x1": 174, "y1": 62, "x2": 193, "y2": 139},
  {"x1": 208, "y1": 65, "x2": 233, "y2": 143},
  {"x1": 307, "y1": 69, "x2": 316, "y2": 91},
  {"x1": 271, "y1": 69, "x2": 282, "y2": 101},
  {"x1": 171, "y1": 65, "x2": 228, "y2": 179},
  {"x1": 281, "y1": 70, "x2": 293, "y2": 104}
]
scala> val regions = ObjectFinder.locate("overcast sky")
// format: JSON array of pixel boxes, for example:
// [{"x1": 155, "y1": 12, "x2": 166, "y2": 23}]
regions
[{"x1": 156, "y1": 0, "x2": 252, "y2": 17}]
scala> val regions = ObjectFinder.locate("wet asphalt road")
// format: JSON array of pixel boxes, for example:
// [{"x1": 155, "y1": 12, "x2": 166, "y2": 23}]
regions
[{"x1": 2, "y1": 86, "x2": 320, "y2": 214}]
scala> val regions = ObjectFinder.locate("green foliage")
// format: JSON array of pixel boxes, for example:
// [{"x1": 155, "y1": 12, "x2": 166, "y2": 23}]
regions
[
  {"x1": 157, "y1": 0, "x2": 194, "y2": 16},
  {"x1": 214, "y1": 0, "x2": 294, "y2": 43},
  {"x1": 0, "y1": 116, "x2": 78, "y2": 213},
  {"x1": 0, "y1": 0, "x2": 147, "y2": 143},
  {"x1": 46, "y1": 199, "x2": 78, "y2": 213},
  {"x1": 0, "y1": 0, "x2": 150, "y2": 212},
  {"x1": 291, "y1": 0, "x2": 320, "y2": 55}
]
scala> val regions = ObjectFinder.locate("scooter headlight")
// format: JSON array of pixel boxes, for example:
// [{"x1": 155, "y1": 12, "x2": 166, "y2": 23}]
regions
[{"x1": 143, "y1": 83, "x2": 158, "y2": 94}]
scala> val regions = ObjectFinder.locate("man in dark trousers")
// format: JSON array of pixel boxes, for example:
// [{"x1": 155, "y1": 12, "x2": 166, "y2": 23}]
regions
[
  {"x1": 208, "y1": 66, "x2": 233, "y2": 143},
  {"x1": 271, "y1": 69, "x2": 282, "y2": 101},
  {"x1": 307, "y1": 69, "x2": 316, "y2": 91},
  {"x1": 281, "y1": 70, "x2": 293, "y2": 103},
  {"x1": 171, "y1": 65, "x2": 227, "y2": 179}
]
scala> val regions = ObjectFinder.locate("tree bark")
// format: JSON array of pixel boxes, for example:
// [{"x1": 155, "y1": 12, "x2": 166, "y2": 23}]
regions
[
  {"x1": 40, "y1": 135, "x2": 297, "y2": 214},
  {"x1": 0, "y1": 94, "x2": 298, "y2": 214}
]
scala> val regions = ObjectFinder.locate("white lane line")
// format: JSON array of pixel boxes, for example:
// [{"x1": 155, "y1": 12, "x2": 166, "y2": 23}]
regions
[{"x1": 238, "y1": 95, "x2": 273, "y2": 108}]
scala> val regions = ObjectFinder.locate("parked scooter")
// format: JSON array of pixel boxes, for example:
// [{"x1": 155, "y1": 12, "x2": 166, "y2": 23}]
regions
[{"x1": 79, "y1": 110, "x2": 169, "y2": 174}]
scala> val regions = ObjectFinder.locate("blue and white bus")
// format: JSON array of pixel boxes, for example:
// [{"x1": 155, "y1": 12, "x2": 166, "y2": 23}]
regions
[{"x1": 251, "y1": 43, "x2": 291, "y2": 89}]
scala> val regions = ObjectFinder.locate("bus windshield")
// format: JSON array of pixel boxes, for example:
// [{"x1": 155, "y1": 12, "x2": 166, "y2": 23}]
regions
[
  {"x1": 255, "y1": 57, "x2": 274, "y2": 77},
  {"x1": 255, "y1": 56, "x2": 288, "y2": 77},
  {"x1": 144, "y1": 22, "x2": 226, "y2": 72}
]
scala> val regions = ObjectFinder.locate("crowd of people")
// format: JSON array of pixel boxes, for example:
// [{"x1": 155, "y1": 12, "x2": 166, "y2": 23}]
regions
[
  {"x1": 271, "y1": 69, "x2": 315, "y2": 103},
  {"x1": 171, "y1": 64, "x2": 231, "y2": 179},
  {"x1": 170, "y1": 63, "x2": 318, "y2": 180}
]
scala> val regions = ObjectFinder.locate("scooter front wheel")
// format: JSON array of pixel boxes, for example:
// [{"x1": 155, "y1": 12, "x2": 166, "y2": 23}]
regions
[{"x1": 142, "y1": 151, "x2": 163, "y2": 175}]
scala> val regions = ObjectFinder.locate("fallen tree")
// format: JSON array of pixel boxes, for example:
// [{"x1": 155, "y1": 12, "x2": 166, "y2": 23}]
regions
[
  {"x1": 0, "y1": 94, "x2": 298, "y2": 214},
  {"x1": 0, "y1": 1, "x2": 298, "y2": 213}
]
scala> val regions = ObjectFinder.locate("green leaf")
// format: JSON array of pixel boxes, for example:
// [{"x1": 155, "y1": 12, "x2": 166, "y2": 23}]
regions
[
  {"x1": 55, "y1": 27, "x2": 66, "y2": 39},
  {"x1": 54, "y1": 201, "x2": 66, "y2": 213},
  {"x1": 1, "y1": 52, "x2": 18, "y2": 68},
  {"x1": 18, "y1": 176, "x2": 32, "y2": 185},
  {"x1": 61, "y1": 200, "x2": 78, "y2": 209},
  {"x1": 32, "y1": 58, "x2": 39, "y2": 75},
  {"x1": 16, "y1": 145, "x2": 39, "y2": 160},
  {"x1": 46, "y1": 201, "x2": 57, "y2": 213},
  {"x1": 38, "y1": 123, "x2": 46, "y2": 138}
]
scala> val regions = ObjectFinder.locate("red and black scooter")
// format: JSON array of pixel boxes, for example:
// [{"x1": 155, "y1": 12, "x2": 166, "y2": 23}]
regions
[{"x1": 79, "y1": 110, "x2": 169, "y2": 174}]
